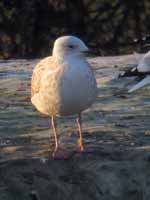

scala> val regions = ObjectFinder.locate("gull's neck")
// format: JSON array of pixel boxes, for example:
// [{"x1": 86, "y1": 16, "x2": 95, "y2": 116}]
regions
[{"x1": 53, "y1": 52, "x2": 86, "y2": 63}]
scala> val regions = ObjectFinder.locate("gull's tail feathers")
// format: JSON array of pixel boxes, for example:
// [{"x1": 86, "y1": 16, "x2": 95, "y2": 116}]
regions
[{"x1": 128, "y1": 75, "x2": 150, "y2": 93}]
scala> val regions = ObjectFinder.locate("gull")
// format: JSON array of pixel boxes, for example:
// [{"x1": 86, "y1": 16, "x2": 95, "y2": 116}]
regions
[
  {"x1": 128, "y1": 50, "x2": 150, "y2": 92},
  {"x1": 31, "y1": 36, "x2": 97, "y2": 158},
  {"x1": 118, "y1": 51, "x2": 150, "y2": 92}
]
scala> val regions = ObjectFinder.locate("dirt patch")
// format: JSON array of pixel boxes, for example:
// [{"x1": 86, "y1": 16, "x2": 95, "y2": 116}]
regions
[{"x1": 0, "y1": 150, "x2": 150, "y2": 200}]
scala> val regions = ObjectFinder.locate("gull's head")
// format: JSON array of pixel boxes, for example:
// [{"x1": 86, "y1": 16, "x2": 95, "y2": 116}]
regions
[{"x1": 52, "y1": 36, "x2": 89, "y2": 58}]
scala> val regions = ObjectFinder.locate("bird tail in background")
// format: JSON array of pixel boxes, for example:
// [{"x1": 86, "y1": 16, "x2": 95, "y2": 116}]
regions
[{"x1": 128, "y1": 75, "x2": 150, "y2": 93}]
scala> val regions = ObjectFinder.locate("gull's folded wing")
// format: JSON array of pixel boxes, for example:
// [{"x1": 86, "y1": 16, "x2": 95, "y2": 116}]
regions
[{"x1": 31, "y1": 56, "x2": 58, "y2": 97}]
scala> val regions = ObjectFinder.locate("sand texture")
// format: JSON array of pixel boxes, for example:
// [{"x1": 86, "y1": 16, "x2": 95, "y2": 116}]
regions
[{"x1": 0, "y1": 54, "x2": 150, "y2": 199}]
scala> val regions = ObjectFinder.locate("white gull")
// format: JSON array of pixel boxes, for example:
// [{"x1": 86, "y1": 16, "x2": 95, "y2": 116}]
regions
[
  {"x1": 31, "y1": 36, "x2": 97, "y2": 158},
  {"x1": 128, "y1": 50, "x2": 150, "y2": 92}
]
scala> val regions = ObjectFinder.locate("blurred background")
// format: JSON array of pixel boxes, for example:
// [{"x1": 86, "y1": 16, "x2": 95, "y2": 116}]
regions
[{"x1": 0, "y1": 0, "x2": 150, "y2": 58}]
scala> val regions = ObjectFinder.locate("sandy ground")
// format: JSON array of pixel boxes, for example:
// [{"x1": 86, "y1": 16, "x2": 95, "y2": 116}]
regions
[{"x1": 0, "y1": 54, "x2": 150, "y2": 199}]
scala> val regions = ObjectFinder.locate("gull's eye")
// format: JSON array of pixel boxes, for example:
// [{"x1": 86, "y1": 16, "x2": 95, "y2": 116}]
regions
[{"x1": 68, "y1": 45, "x2": 74, "y2": 49}]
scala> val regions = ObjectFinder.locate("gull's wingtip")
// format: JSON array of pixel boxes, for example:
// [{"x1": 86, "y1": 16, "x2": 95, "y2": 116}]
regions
[{"x1": 128, "y1": 75, "x2": 150, "y2": 93}]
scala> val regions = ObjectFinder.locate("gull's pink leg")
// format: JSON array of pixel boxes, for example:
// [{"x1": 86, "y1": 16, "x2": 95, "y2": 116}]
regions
[
  {"x1": 76, "y1": 113, "x2": 84, "y2": 152},
  {"x1": 51, "y1": 116, "x2": 59, "y2": 156},
  {"x1": 51, "y1": 116, "x2": 73, "y2": 159}
]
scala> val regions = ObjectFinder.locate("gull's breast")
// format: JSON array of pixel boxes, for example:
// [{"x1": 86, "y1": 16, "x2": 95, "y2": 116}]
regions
[
  {"x1": 58, "y1": 62, "x2": 97, "y2": 116},
  {"x1": 32, "y1": 59, "x2": 97, "y2": 116},
  {"x1": 137, "y1": 55, "x2": 150, "y2": 72}
]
